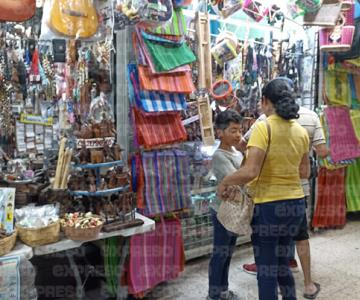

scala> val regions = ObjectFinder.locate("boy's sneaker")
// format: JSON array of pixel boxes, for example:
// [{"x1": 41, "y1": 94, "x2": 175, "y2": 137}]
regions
[
  {"x1": 242, "y1": 260, "x2": 299, "y2": 275},
  {"x1": 242, "y1": 263, "x2": 257, "y2": 275},
  {"x1": 288, "y1": 259, "x2": 299, "y2": 273},
  {"x1": 220, "y1": 290, "x2": 240, "y2": 300}
]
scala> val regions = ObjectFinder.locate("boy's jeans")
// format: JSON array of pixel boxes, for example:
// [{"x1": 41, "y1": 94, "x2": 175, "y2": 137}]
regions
[
  {"x1": 208, "y1": 208, "x2": 237, "y2": 299},
  {"x1": 251, "y1": 198, "x2": 306, "y2": 300}
]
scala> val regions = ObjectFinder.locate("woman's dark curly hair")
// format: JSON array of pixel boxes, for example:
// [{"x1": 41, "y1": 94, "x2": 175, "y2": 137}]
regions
[{"x1": 262, "y1": 78, "x2": 299, "y2": 120}]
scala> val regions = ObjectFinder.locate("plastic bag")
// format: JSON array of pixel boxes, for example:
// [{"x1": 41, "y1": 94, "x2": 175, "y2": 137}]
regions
[
  {"x1": 40, "y1": 0, "x2": 113, "y2": 41},
  {"x1": 15, "y1": 203, "x2": 59, "y2": 228}
]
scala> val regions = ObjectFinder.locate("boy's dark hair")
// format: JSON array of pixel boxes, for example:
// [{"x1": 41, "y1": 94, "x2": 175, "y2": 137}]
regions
[
  {"x1": 262, "y1": 78, "x2": 299, "y2": 120},
  {"x1": 215, "y1": 109, "x2": 242, "y2": 130}
]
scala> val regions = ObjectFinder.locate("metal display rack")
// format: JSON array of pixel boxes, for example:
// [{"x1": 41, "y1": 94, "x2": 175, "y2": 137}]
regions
[{"x1": 183, "y1": 187, "x2": 251, "y2": 261}]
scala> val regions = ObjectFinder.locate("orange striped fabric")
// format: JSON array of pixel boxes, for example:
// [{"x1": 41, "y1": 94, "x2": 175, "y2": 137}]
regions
[
  {"x1": 133, "y1": 108, "x2": 187, "y2": 149},
  {"x1": 138, "y1": 65, "x2": 195, "y2": 94}
]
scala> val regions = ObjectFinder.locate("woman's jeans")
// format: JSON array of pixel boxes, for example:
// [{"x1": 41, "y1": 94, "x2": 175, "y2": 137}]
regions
[
  {"x1": 208, "y1": 208, "x2": 237, "y2": 299},
  {"x1": 251, "y1": 198, "x2": 306, "y2": 300}
]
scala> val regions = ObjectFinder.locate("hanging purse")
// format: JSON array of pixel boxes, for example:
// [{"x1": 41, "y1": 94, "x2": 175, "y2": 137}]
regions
[
  {"x1": 320, "y1": 3, "x2": 355, "y2": 52},
  {"x1": 217, "y1": 120, "x2": 271, "y2": 236},
  {"x1": 242, "y1": 0, "x2": 269, "y2": 22}
]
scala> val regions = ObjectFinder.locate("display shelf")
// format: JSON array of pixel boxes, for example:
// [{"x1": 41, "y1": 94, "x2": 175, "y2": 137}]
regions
[
  {"x1": 191, "y1": 186, "x2": 217, "y2": 195},
  {"x1": 73, "y1": 160, "x2": 123, "y2": 169},
  {"x1": 3, "y1": 242, "x2": 33, "y2": 260},
  {"x1": 33, "y1": 213, "x2": 155, "y2": 256},
  {"x1": 185, "y1": 235, "x2": 251, "y2": 261},
  {"x1": 70, "y1": 185, "x2": 129, "y2": 197}
]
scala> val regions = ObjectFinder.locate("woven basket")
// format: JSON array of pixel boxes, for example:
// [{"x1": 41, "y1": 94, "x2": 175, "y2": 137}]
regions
[
  {"x1": 16, "y1": 221, "x2": 60, "y2": 247},
  {"x1": 61, "y1": 218, "x2": 103, "y2": 241},
  {"x1": 0, "y1": 230, "x2": 17, "y2": 256}
]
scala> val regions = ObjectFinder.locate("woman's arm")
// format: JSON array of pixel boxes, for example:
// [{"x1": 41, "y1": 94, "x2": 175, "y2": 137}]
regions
[
  {"x1": 217, "y1": 146, "x2": 266, "y2": 198},
  {"x1": 299, "y1": 153, "x2": 310, "y2": 179}
]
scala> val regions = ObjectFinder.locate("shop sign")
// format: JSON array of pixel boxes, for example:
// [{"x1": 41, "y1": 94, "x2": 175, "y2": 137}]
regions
[
  {"x1": 76, "y1": 137, "x2": 115, "y2": 149},
  {"x1": 19, "y1": 114, "x2": 53, "y2": 126}
]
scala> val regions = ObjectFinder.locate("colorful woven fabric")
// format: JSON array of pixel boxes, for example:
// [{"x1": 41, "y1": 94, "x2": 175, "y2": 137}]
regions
[
  {"x1": 129, "y1": 64, "x2": 187, "y2": 112},
  {"x1": 312, "y1": 167, "x2": 346, "y2": 228},
  {"x1": 133, "y1": 154, "x2": 146, "y2": 209},
  {"x1": 128, "y1": 218, "x2": 185, "y2": 295},
  {"x1": 319, "y1": 113, "x2": 356, "y2": 169},
  {"x1": 138, "y1": 65, "x2": 195, "y2": 94},
  {"x1": 141, "y1": 150, "x2": 192, "y2": 215},
  {"x1": 324, "y1": 106, "x2": 360, "y2": 163},
  {"x1": 349, "y1": 74, "x2": 360, "y2": 109},
  {"x1": 133, "y1": 108, "x2": 187, "y2": 149},
  {"x1": 148, "y1": 8, "x2": 187, "y2": 36},
  {"x1": 143, "y1": 35, "x2": 196, "y2": 73},
  {"x1": 350, "y1": 109, "x2": 360, "y2": 142},
  {"x1": 346, "y1": 159, "x2": 360, "y2": 212},
  {"x1": 324, "y1": 70, "x2": 351, "y2": 107},
  {"x1": 134, "y1": 27, "x2": 192, "y2": 74}
]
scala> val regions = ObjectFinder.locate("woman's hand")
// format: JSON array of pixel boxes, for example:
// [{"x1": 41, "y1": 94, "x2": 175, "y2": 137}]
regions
[{"x1": 217, "y1": 181, "x2": 229, "y2": 201}]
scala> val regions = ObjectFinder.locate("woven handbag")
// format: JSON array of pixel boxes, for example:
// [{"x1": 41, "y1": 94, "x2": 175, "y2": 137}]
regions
[{"x1": 217, "y1": 120, "x2": 271, "y2": 236}]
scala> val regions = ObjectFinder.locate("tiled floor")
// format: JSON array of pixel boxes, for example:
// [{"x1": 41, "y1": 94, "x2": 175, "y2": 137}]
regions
[{"x1": 141, "y1": 219, "x2": 360, "y2": 300}]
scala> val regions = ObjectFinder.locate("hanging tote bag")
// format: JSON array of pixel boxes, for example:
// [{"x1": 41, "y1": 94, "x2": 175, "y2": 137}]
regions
[
  {"x1": 319, "y1": 3, "x2": 355, "y2": 51},
  {"x1": 296, "y1": 0, "x2": 323, "y2": 13},
  {"x1": 217, "y1": 120, "x2": 271, "y2": 236},
  {"x1": 303, "y1": 1, "x2": 342, "y2": 27}
]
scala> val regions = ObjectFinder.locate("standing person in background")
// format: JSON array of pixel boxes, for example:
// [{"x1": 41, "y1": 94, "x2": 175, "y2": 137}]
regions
[
  {"x1": 239, "y1": 80, "x2": 328, "y2": 299},
  {"x1": 218, "y1": 78, "x2": 310, "y2": 300},
  {"x1": 207, "y1": 110, "x2": 243, "y2": 300}
]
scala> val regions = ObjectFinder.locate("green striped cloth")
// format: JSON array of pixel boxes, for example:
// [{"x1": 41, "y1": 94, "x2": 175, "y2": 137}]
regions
[
  {"x1": 346, "y1": 159, "x2": 360, "y2": 212},
  {"x1": 148, "y1": 8, "x2": 187, "y2": 36},
  {"x1": 144, "y1": 38, "x2": 196, "y2": 72},
  {"x1": 350, "y1": 110, "x2": 360, "y2": 143}
]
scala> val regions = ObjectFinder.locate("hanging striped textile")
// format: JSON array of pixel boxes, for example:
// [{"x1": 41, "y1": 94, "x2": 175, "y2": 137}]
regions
[
  {"x1": 143, "y1": 37, "x2": 196, "y2": 72},
  {"x1": 133, "y1": 108, "x2": 187, "y2": 149},
  {"x1": 128, "y1": 218, "x2": 185, "y2": 295},
  {"x1": 173, "y1": 0, "x2": 193, "y2": 8},
  {"x1": 350, "y1": 109, "x2": 360, "y2": 142},
  {"x1": 346, "y1": 159, "x2": 360, "y2": 212},
  {"x1": 324, "y1": 70, "x2": 351, "y2": 107},
  {"x1": 312, "y1": 167, "x2": 346, "y2": 228},
  {"x1": 319, "y1": 113, "x2": 355, "y2": 169},
  {"x1": 134, "y1": 27, "x2": 192, "y2": 74},
  {"x1": 351, "y1": 74, "x2": 360, "y2": 108},
  {"x1": 141, "y1": 150, "x2": 192, "y2": 215},
  {"x1": 138, "y1": 65, "x2": 195, "y2": 94},
  {"x1": 324, "y1": 106, "x2": 360, "y2": 163},
  {"x1": 147, "y1": 8, "x2": 187, "y2": 36},
  {"x1": 128, "y1": 64, "x2": 188, "y2": 112}
]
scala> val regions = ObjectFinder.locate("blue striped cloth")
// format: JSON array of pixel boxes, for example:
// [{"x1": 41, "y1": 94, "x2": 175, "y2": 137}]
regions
[{"x1": 128, "y1": 64, "x2": 187, "y2": 112}]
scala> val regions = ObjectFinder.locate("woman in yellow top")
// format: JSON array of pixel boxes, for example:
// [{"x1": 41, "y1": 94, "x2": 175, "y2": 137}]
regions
[{"x1": 218, "y1": 78, "x2": 310, "y2": 300}]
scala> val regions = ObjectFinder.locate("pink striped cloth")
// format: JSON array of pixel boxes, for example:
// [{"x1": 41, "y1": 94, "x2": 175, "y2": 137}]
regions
[
  {"x1": 127, "y1": 218, "x2": 185, "y2": 295},
  {"x1": 325, "y1": 106, "x2": 360, "y2": 162}
]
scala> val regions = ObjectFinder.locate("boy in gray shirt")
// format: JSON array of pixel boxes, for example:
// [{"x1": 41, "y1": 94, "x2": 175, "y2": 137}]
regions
[{"x1": 208, "y1": 110, "x2": 243, "y2": 300}]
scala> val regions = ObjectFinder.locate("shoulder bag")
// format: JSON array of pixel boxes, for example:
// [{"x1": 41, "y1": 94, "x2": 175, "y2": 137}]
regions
[{"x1": 217, "y1": 120, "x2": 271, "y2": 236}]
